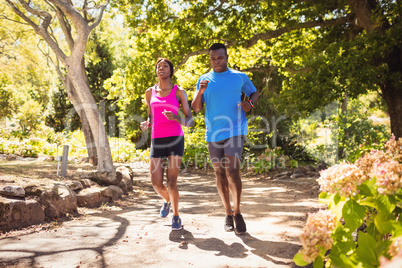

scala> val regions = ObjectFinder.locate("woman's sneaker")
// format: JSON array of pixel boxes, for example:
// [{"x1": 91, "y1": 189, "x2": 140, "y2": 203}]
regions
[
  {"x1": 224, "y1": 215, "x2": 234, "y2": 232},
  {"x1": 160, "y1": 201, "x2": 171, "y2": 218},
  {"x1": 172, "y1": 216, "x2": 182, "y2": 230},
  {"x1": 234, "y1": 213, "x2": 247, "y2": 234}
]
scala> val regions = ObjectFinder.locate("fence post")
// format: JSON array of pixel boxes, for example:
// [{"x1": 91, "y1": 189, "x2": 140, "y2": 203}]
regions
[{"x1": 60, "y1": 145, "x2": 69, "y2": 177}]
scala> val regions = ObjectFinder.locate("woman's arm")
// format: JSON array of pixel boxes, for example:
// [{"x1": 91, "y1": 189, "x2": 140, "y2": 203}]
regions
[
  {"x1": 163, "y1": 88, "x2": 193, "y2": 127},
  {"x1": 140, "y1": 88, "x2": 152, "y2": 131}
]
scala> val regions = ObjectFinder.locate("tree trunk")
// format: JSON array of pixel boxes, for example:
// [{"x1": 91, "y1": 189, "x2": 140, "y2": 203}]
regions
[
  {"x1": 66, "y1": 61, "x2": 114, "y2": 172},
  {"x1": 381, "y1": 84, "x2": 402, "y2": 139},
  {"x1": 381, "y1": 46, "x2": 402, "y2": 140},
  {"x1": 64, "y1": 77, "x2": 97, "y2": 164}
]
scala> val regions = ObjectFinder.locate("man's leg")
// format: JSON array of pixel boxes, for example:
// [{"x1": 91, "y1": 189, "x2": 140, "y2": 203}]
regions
[
  {"x1": 224, "y1": 155, "x2": 242, "y2": 215},
  {"x1": 212, "y1": 160, "x2": 232, "y2": 216}
]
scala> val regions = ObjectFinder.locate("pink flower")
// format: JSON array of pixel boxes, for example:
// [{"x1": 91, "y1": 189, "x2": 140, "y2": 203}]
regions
[
  {"x1": 299, "y1": 210, "x2": 337, "y2": 263},
  {"x1": 317, "y1": 162, "x2": 367, "y2": 197}
]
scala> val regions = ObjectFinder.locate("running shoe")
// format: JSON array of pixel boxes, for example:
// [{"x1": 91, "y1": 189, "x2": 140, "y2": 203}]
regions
[
  {"x1": 172, "y1": 216, "x2": 182, "y2": 230},
  {"x1": 224, "y1": 215, "x2": 234, "y2": 232},
  {"x1": 234, "y1": 213, "x2": 247, "y2": 234},
  {"x1": 160, "y1": 201, "x2": 171, "y2": 218}
]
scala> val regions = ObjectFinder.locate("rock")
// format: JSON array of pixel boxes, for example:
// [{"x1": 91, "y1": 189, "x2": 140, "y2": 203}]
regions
[
  {"x1": 6, "y1": 154, "x2": 17, "y2": 161},
  {"x1": 37, "y1": 156, "x2": 55, "y2": 162},
  {"x1": 304, "y1": 165, "x2": 316, "y2": 172},
  {"x1": 292, "y1": 168, "x2": 306, "y2": 175},
  {"x1": 0, "y1": 185, "x2": 25, "y2": 198},
  {"x1": 273, "y1": 174, "x2": 291, "y2": 181},
  {"x1": 101, "y1": 186, "x2": 123, "y2": 200},
  {"x1": 68, "y1": 181, "x2": 83, "y2": 191},
  {"x1": 89, "y1": 171, "x2": 122, "y2": 186},
  {"x1": 116, "y1": 166, "x2": 133, "y2": 194},
  {"x1": 79, "y1": 157, "x2": 89, "y2": 163},
  {"x1": 24, "y1": 183, "x2": 45, "y2": 197},
  {"x1": 80, "y1": 179, "x2": 97, "y2": 189},
  {"x1": 306, "y1": 171, "x2": 320, "y2": 177},
  {"x1": 38, "y1": 184, "x2": 78, "y2": 219},
  {"x1": 0, "y1": 197, "x2": 45, "y2": 232},
  {"x1": 76, "y1": 187, "x2": 110, "y2": 208},
  {"x1": 290, "y1": 173, "x2": 305, "y2": 179},
  {"x1": 317, "y1": 162, "x2": 328, "y2": 171}
]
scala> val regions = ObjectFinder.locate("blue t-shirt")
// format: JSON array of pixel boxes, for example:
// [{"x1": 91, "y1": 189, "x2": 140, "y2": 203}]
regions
[{"x1": 195, "y1": 68, "x2": 257, "y2": 142}]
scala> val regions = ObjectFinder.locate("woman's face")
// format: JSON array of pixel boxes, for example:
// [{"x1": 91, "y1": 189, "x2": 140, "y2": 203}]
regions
[{"x1": 156, "y1": 60, "x2": 171, "y2": 79}]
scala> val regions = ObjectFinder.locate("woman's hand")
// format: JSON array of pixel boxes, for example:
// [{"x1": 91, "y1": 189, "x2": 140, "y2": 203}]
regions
[
  {"x1": 140, "y1": 121, "x2": 150, "y2": 131},
  {"x1": 162, "y1": 110, "x2": 178, "y2": 121}
]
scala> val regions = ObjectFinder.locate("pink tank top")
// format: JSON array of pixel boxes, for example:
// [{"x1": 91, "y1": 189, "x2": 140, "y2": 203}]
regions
[{"x1": 150, "y1": 84, "x2": 184, "y2": 139}]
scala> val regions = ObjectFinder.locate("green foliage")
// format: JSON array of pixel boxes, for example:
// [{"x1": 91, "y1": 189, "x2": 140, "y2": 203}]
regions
[
  {"x1": 290, "y1": 93, "x2": 389, "y2": 165},
  {"x1": 182, "y1": 115, "x2": 208, "y2": 169},
  {"x1": 251, "y1": 147, "x2": 290, "y2": 174},
  {"x1": 15, "y1": 99, "x2": 43, "y2": 135},
  {"x1": 45, "y1": 83, "x2": 79, "y2": 132},
  {"x1": 0, "y1": 75, "x2": 16, "y2": 119}
]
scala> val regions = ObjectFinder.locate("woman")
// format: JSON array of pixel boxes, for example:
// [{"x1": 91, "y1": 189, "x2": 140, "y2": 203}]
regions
[{"x1": 140, "y1": 58, "x2": 193, "y2": 231}]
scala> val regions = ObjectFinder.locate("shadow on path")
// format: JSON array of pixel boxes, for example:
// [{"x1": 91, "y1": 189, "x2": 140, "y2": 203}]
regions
[{"x1": 169, "y1": 228, "x2": 248, "y2": 258}]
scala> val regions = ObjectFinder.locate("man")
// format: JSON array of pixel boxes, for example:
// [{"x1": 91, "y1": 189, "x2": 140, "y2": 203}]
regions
[{"x1": 192, "y1": 43, "x2": 259, "y2": 234}]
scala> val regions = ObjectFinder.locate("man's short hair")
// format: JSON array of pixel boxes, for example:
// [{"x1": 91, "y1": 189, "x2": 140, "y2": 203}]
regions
[
  {"x1": 208, "y1": 43, "x2": 227, "y2": 54},
  {"x1": 155, "y1": 58, "x2": 174, "y2": 78}
]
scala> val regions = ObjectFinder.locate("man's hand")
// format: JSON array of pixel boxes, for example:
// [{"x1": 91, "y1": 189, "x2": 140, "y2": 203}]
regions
[
  {"x1": 199, "y1": 80, "x2": 209, "y2": 94},
  {"x1": 238, "y1": 101, "x2": 252, "y2": 112}
]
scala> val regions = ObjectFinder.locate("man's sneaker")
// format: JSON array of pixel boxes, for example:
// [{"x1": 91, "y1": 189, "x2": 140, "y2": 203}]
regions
[
  {"x1": 172, "y1": 216, "x2": 182, "y2": 230},
  {"x1": 224, "y1": 215, "x2": 234, "y2": 232},
  {"x1": 234, "y1": 213, "x2": 247, "y2": 234},
  {"x1": 160, "y1": 201, "x2": 171, "y2": 218}
]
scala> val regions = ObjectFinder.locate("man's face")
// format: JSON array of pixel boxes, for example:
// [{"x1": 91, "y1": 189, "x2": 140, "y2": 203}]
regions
[{"x1": 209, "y1": 48, "x2": 229, "y2": 73}]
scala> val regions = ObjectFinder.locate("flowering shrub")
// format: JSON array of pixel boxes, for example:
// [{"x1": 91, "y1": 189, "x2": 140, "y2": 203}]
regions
[
  {"x1": 299, "y1": 210, "x2": 338, "y2": 263},
  {"x1": 294, "y1": 135, "x2": 402, "y2": 267},
  {"x1": 317, "y1": 162, "x2": 367, "y2": 198}
]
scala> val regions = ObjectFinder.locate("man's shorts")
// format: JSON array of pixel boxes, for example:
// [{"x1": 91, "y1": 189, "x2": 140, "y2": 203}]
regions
[
  {"x1": 207, "y1": 135, "x2": 245, "y2": 163},
  {"x1": 150, "y1": 136, "x2": 184, "y2": 158}
]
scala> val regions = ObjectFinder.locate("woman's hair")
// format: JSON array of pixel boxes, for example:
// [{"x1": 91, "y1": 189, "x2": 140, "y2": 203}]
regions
[{"x1": 155, "y1": 58, "x2": 174, "y2": 78}]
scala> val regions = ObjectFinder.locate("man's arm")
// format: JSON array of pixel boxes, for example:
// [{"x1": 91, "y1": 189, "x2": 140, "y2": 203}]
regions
[
  {"x1": 191, "y1": 80, "x2": 209, "y2": 113},
  {"x1": 239, "y1": 91, "x2": 259, "y2": 112},
  {"x1": 249, "y1": 91, "x2": 259, "y2": 106}
]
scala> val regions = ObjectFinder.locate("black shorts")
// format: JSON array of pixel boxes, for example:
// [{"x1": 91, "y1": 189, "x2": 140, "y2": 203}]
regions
[{"x1": 150, "y1": 136, "x2": 184, "y2": 158}]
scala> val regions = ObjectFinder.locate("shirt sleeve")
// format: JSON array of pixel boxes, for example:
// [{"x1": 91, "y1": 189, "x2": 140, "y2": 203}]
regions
[{"x1": 241, "y1": 73, "x2": 257, "y2": 97}]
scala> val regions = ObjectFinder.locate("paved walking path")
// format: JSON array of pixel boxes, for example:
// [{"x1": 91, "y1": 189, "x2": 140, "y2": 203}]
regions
[{"x1": 0, "y1": 167, "x2": 322, "y2": 268}]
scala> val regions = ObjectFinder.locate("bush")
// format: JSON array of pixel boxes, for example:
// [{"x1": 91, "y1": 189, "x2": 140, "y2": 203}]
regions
[{"x1": 294, "y1": 135, "x2": 402, "y2": 267}]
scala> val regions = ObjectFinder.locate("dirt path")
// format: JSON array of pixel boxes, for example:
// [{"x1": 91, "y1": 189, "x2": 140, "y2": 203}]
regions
[{"x1": 0, "y1": 162, "x2": 323, "y2": 268}]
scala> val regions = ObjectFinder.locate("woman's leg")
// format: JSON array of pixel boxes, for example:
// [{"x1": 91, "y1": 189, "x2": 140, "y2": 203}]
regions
[
  {"x1": 166, "y1": 155, "x2": 182, "y2": 216},
  {"x1": 150, "y1": 157, "x2": 169, "y2": 202}
]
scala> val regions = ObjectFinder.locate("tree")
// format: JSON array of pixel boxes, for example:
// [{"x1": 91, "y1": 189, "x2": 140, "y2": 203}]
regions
[
  {"x1": 0, "y1": 6, "x2": 55, "y2": 120},
  {"x1": 4, "y1": 0, "x2": 114, "y2": 172},
  {"x1": 115, "y1": 0, "x2": 402, "y2": 138}
]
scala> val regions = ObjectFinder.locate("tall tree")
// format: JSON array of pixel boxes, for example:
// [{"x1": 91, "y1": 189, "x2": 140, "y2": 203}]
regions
[
  {"x1": 115, "y1": 0, "x2": 402, "y2": 138},
  {"x1": 0, "y1": 6, "x2": 55, "y2": 120},
  {"x1": 4, "y1": 0, "x2": 114, "y2": 172}
]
